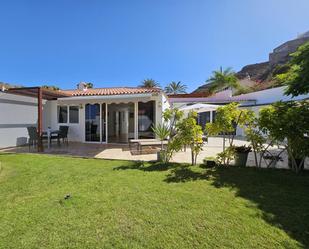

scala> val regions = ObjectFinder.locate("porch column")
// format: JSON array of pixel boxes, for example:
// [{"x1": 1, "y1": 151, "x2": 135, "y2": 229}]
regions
[
  {"x1": 37, "y1": 87, "x2": 44, "y2": 152},
  {"x1": 210, "y1": 111, "x2": 213, "y2": 123},
  {"x1": 99, "y1": 104, "x2": 102, "y2": 142},
  {"x1": 105, "y1": 103, "x2": 108, "y2": 143},
  {"x1": 134, "y1": 102, "x2": 138, "y2": 139}
]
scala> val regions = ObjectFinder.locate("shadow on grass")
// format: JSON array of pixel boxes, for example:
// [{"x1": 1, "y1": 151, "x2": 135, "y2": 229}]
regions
[
  {"x1": 166, "y1": 165, "x2": 309, "y2": 247},
  {"x1": 164, "y1": 166, "x2": 212, "y2": 183},
  {"x1": 113, "y1": 161, "x2": 185, "y2": 172},
  {"x1": 114, "y1": 159, "x2": 309, "y2": 246}
]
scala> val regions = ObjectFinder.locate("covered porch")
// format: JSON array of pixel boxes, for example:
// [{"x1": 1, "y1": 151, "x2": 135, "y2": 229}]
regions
[
  {"x1": 45, "y1": 92, "x2": 164, "y2": 145},
  {"x1": 5, "y1": 87, "x2": 166, "y2": 150}
]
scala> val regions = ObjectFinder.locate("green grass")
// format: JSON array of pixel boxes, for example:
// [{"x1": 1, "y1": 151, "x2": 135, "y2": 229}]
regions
[{"x1": 0, "y1": 154, "x2": 308, "y2": 249}]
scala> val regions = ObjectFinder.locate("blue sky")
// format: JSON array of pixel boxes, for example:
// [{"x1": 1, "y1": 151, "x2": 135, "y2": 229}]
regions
[{"x1": 0, "y1": 0, "x2": 308, "y2": 92}]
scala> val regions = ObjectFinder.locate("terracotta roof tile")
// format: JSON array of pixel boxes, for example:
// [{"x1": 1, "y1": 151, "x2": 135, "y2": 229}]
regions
[
  {"x1": 61, "y1": 87, "x2": 161, "y2": 96},
  {"x1": 168, "y1": 93, "x2": 211, "y2": 98}
]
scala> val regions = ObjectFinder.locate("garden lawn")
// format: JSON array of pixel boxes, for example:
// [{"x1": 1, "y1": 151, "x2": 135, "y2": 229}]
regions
[{"x1": 0, "y1": 153, "x2": 308, "y2": 249}]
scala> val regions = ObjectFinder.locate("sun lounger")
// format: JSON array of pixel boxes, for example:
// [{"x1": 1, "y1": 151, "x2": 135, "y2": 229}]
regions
[
  {"x1": 137, "y1": 140, "x2": 168, "y2": 153},
  {"x1": 129, "y1": 139, "x2": 168, "y2": 153}
]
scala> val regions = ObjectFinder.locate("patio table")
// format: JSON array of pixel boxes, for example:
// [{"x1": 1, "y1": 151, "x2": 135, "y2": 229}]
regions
[{"x1": 42, "y1": 129, "x2": 60, "y2": 148}]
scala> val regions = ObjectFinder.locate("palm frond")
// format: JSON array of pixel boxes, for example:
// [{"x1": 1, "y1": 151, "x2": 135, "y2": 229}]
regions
[
  {"x1": 164, "y1": 81, "x2": 187, "y2": 94},
  {"x1": 139, "y1": 79, "x2": 160, "y2": 88}
]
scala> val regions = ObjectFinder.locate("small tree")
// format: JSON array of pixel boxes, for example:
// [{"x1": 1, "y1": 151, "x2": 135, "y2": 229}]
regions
[
  {"x1": 206, "y1": 102, "x2": 254, "y2": 166},
  {"x1": 275, "y1": 42, "x2": 309, "y2": 96},
  {"x1": 245, "y1": 116, "x2": 267, "y2": 168},
  {"x1": 259, "y1": 101, "x2": 309, "y2": 173},
  {"x1": 178, "y1": 111, "x2": 204, "y2": 165}
]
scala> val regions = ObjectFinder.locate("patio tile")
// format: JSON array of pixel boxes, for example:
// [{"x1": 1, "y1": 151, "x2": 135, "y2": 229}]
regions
[{"x1": 1, "y1": 137, "x2": 307, "y2": 169}]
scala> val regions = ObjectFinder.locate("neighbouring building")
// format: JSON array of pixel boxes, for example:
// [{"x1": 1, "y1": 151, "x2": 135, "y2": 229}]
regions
[{"x1": 169, "y1": 86, "x2": 309, "y2": 135}]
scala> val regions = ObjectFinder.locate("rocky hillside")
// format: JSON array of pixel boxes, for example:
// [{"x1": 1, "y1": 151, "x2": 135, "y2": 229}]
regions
[
  {"x1": 235, "y1": 62, "x2": 270, "y2": 82},
  {"x1": 193, "y1": 31, "x2": 309, "y2": 94}
]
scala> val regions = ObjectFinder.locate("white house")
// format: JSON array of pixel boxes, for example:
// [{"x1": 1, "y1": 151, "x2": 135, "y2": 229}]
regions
[
  {"x1": 0, "y1": 83, "x2": 169, "y2": 148},
  {"x1": 169, "y1": 86, "x2": 309, "y2": 135},
  {"x1": 1, "y1": 83, "x2": 309, "y2": 149}
]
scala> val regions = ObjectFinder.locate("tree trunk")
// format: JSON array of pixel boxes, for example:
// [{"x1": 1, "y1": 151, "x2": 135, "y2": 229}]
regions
[
  {"x1": 191, "y1": 148, "x2": 194, "y2": 166},
  {"x1": 253, "y1": 148, "x2": 259, "y2": 168}
]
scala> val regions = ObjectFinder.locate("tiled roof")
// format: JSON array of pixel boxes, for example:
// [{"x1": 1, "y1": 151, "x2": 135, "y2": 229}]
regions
[
  {"x1": 61, "y1": 87, "x2": 161, "y2": 96},
  {"x1": 169, "y1": 90, "x2": 256, "y2": 103},
  {"x1": 168, "y1": 93, "x2": 210, "y2": 98}
]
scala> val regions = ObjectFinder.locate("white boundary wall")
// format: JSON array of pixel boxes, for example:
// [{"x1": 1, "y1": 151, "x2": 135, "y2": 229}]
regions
[{"x1": 0, "y1": 92, "x2": 38, "y2": 148}]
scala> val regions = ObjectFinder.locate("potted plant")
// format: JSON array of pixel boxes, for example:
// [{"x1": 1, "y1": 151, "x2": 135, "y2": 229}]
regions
[
  {"x1": 233, "y1": 145, "x2": 252, "y2": 167},
  {"x1": 152, "y1": 124, "x2": 170, "y2": 162},
  {"x1": 203, "y1": 156, "x2": 217, "y2": 168}
]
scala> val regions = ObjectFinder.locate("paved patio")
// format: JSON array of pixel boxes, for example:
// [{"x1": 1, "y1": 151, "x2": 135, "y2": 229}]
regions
[{"x1": 1, "y1": 137, "x2": 299, "y2": 168}]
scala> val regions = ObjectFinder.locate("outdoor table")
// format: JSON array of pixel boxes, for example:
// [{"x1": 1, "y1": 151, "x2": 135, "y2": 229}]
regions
[{"x1": 42, "y1": 129, "x2": 60, "y2": 148}]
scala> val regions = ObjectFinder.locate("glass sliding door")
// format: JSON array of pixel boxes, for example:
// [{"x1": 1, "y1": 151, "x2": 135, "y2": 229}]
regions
[
  {"x1": 138, "y1": 101, "x2": 155, "y2": 139},
  {"x1": 107, "y1": 103, "x2": 134, "y2": 143},
  {"x1": 85, "y1": 104, "x2": 100, "y2": 142}
]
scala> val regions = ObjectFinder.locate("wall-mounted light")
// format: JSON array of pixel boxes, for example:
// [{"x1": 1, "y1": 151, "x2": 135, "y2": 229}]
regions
[{"x1": 79, "y1": 104, "x2": 83, "y2": 109}]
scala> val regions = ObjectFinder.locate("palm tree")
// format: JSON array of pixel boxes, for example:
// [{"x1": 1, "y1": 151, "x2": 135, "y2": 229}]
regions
[
  {"x1": 164, "y1": 81, "x2": 187, "y2": 94},
  {"x1": 42, "y1": 85, "x2": 60, "y2": 90},
  {"x1": 139, "y1": 78, "x2": 160, "y2": 88},
  {"x1": 85, "y1": 82, "x2": 93, "y2": 88},
  {"x1": 206, "y1": 67, "x2": 240, "y2": 94}
]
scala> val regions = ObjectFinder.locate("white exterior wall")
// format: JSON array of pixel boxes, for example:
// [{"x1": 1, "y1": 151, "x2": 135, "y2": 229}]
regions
[
  {"x1": 46, "y1": 100, "x2": 85, "y2": 142},
  {"x1": 235, "y1": 87, "x2": 309, "y2": 136},
  {"x1": 235, "y1": 86, "x2": 309, "y2": 105},
  {"x1": 0, "y1": 92, "x2": 47, "y2": 148},
  {"x1": 158, "y1": 93, "x2": 170, "y2": 125}
]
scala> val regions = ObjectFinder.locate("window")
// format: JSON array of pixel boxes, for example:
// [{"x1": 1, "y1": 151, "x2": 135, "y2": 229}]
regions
[
  {"x1": 58, "y1": 106, "x2": 68, "y2": 123},
  {"x1": 198, "y1": 111, "x2": 210, "y2": 129},
  {"x1": 57, "y1": 105, "x2": 79, "y2": 124},
  {"x1": 69, "y1": 106, "x2": 79, "y2": 123}
]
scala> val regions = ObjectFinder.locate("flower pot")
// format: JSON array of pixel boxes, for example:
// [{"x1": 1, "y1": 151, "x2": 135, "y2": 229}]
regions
[
  {"x1": 157, "y1": 150, "x2": 166, "y2": 162},
  {"x1": 203, "y1": 159, "x2": 217, "y2": 168},
  {"x1": 234, "y1": 152, "x2": 249, "y2": 167}
]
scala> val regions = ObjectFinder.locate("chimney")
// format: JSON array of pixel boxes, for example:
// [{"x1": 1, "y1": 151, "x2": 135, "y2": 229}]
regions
[{"x1": 77, "y1": 82, "x2": 87, "y2": 91}]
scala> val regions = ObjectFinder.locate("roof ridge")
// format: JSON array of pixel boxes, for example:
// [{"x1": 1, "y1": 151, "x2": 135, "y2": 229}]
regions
[
  {"x1": 60, "y1": 86, "x2": 161, "y2": 97},
  {"x1": 62, "y1": 86, "x2": 161, "y2": 91}
]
